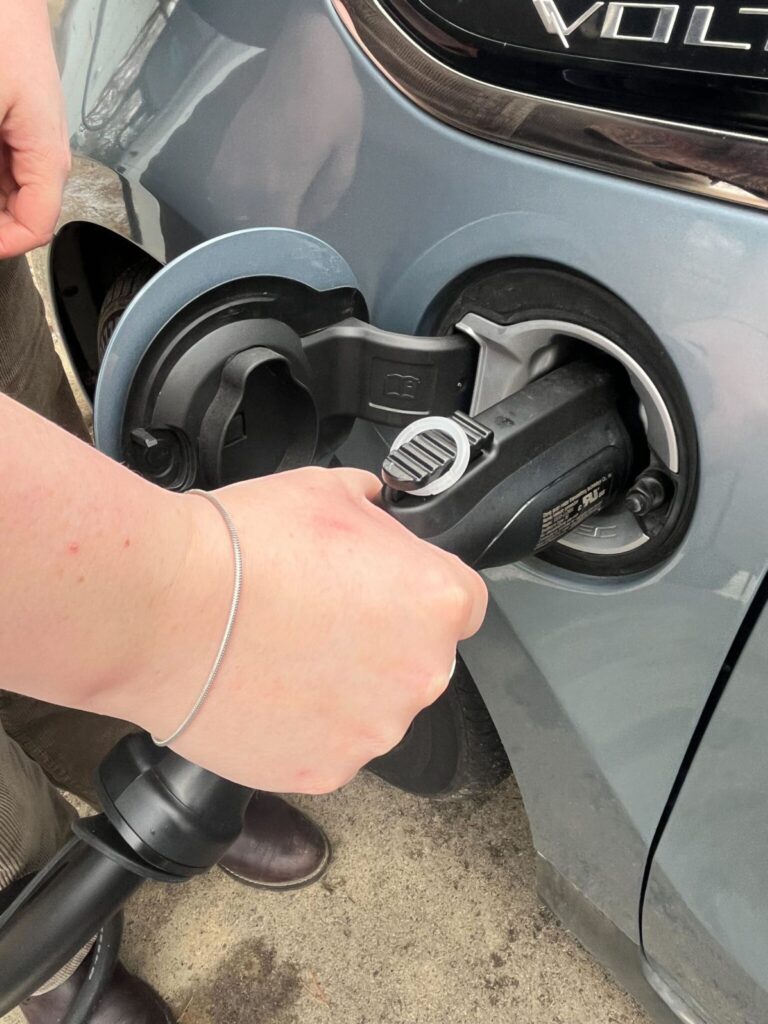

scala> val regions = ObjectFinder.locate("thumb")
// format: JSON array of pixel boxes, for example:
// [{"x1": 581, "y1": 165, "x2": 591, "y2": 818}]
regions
[{"x1": 331, "y1": 467, "x2": 383, "y2": 502}]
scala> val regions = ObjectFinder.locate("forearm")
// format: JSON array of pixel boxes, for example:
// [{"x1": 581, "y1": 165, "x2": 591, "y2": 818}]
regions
[
  {"x1": 0, "y1": 393, "x2": 223, "y2": 726},
  {"x1": 0, "y1": 392, "x2": 486, "y2": 793}
]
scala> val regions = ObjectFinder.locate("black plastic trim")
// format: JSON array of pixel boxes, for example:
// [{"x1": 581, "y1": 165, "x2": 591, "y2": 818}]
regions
[
  {"x1": 385, "y1": 0, "x2": 768, "y2": 135},
  {"x1": 332, "y1": 0, "x2": 768, "y2": 211}
]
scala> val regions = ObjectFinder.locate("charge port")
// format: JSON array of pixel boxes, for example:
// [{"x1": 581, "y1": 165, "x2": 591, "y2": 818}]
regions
[{"x1": 427, "y1": 263, "x2": 698, "y2": 576}]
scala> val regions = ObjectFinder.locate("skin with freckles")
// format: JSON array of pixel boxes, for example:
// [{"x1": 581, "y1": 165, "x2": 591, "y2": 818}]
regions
[
  {"x1": 0, "y1": 0, "x2": 488, "y2": 793},
  {"x1": 0, "y1": 395, "x2": 487, "y2": 793}
]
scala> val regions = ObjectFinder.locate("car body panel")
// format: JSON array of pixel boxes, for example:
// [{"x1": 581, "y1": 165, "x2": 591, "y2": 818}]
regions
[
  {"x1": 53, "y1": 2, "x2": 768, "y2": 1019},
  {"x1": 642, "y1": 596, "x2": 768, "y2": 1024}
]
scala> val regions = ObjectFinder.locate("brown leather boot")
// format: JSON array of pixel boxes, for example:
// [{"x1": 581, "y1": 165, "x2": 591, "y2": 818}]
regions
[
  {"x1": 219, "y1": 792, "x2": 330, "y2": 891},
  {"x1": 20, "y1": 957, "x2": 174, "y2": 1024}
]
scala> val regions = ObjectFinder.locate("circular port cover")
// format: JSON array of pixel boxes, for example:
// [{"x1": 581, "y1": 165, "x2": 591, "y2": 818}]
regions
[{"x1": 94, "y1": 228, "x2": 362, "y2": 462}]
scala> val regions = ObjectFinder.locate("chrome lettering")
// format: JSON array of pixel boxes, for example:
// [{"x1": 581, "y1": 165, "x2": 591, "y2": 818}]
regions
[
  {"x1": 601, "y1": 3, "x2": 679, "y2": 42},
  {"x1": 740, "y1": 6, "x2": 768, "y2": 49},
  {"x1": 531, "y1": 0, "x2": 765, "y2": 53},
  {"x1": 684, "y1": 5, "x2": 751, "y2": 48},
  {"x1": 531, "y1": 0, "x2": 605, "y2": 48}
]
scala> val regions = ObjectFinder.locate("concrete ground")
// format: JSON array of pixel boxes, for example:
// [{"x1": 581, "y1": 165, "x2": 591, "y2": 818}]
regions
[
  {"x1": 4, "y1": 772, "x2": 652, "y2": 1024},
  {"x1": 3, "y1": 257, "x2": 653, "y2": 1024}
]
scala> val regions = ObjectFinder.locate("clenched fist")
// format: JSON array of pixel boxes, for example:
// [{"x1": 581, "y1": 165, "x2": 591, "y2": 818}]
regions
[
  {"x1": 123, "y1": 467, "x2": 488, "y2": 793},
  {"x1": 0, "y1": 0, "x2": 70, "y2": 257}
]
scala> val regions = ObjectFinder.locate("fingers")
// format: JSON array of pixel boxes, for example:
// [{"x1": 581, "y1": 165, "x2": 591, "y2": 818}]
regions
[
  {"x1": 443, "y1": 552, "x2": 488, "y2": 639},
  {"x1": 0, "y1": 92, "x2": 70, "y2": 257},
  {"x1": 417, "y1": 656, "x2": 458, "y2": 711},
  {"x1": 330, "y1": 466, "x2": 383, "y2": 501},
  {"x1": 362, "y1": 497, "x2": 488, "y2": 638},
  {"x1": 0, "y1": 172, "x2": 66, "y2": 258},
  {"x1": 236, "y1": 465, "x2": 487, "y2": 641},
  {"x1": 335, "y1": 467, "x2": 488, "y2": 638}
]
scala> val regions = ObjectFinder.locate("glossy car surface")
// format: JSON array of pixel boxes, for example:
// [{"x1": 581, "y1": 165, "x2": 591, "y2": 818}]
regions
[{"x1": 50, "y1": 3, "x2": 768, "y2": 1022}]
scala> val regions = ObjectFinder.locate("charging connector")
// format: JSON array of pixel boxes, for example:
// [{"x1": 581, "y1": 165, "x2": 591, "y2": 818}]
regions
[{"x1": 380, "y1": 360, "x2": 635, "y2": 569}]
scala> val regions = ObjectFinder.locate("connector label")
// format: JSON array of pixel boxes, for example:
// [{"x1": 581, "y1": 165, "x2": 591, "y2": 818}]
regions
[{"x1": 537, "y1": 473, "x2": 613, "y2": 549}]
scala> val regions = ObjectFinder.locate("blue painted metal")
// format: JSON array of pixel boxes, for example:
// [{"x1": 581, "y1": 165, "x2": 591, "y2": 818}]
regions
[
  {"x1": 642, "y1": 596, "x2": 768, "y2": 1024},
  {"x1": 94, "y1": 228, "x2": 359, "y2": 459},
  {"x1": 55, "y1": 0, "x2": 768, "y2": 1015}
]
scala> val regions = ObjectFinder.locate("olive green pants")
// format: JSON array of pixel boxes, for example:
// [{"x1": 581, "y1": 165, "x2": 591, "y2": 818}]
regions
[{"x1": 0, "y1": 255, "x2": 137, "y2": 991}]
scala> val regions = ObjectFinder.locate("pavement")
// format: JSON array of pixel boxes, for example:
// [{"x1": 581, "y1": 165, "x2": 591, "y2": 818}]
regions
[
  {"x1": 3, "y1": 770, "x2": 651, "y2": 1024},
  {"x1": 3, "y1": 256, "x2": 653, "y2": 1024}
]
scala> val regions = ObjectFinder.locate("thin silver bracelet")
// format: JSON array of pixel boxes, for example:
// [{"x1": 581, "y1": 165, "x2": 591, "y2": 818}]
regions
[{"x1": 152, "y1": 489, "x2": 243, "y2": 747}]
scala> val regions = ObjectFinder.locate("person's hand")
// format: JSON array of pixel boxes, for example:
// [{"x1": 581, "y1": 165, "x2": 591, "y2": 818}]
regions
[
  {"x1": 0, "y1": 0, "x2": 70, "y2": 257},
  {"x1": 125, "y1": 468, "x2": 488, "y2": 794},
  {"x1": 0, "y1": 395, "x2": 486, "y2": 795}
]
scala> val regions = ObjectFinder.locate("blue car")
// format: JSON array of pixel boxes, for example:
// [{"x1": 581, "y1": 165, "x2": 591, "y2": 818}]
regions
[{"x1": 46, "y1": 3, "x2": 768, "y2": 1022}]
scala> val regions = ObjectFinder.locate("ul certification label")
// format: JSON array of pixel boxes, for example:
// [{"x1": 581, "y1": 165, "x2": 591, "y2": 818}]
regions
[{"x1": 537, "y1": 474, "x2": 613, "y2": 550}]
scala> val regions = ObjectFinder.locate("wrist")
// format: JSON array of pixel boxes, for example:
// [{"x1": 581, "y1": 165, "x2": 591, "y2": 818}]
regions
[{"x1": 83, "y1": 488, "x2": 233, "y2": 738}]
